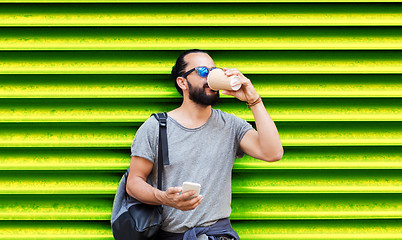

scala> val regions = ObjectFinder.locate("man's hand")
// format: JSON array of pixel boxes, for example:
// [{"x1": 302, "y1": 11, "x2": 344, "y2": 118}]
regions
[
  {"x1": 221, "y1": 68, "x2": 260, "y2": 104},
  {"x1": 158, "y1": 187, "x2": 202, "y2": 211}
]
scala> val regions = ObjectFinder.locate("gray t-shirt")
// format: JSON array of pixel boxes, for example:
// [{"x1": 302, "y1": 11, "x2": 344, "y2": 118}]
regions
[{"x1": 131, "y1": 109, "x2": 253, "y2": 233}]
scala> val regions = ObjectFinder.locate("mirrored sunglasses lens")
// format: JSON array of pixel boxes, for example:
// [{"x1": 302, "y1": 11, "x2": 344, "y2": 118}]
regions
[{"x1": 197, "y1": 67, "x2": 209, "y2": 78}]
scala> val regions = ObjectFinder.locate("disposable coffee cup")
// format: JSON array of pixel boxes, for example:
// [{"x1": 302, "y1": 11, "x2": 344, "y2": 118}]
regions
[{"x1": 207, "y1": 68, "x2": 241, "y2": 91}]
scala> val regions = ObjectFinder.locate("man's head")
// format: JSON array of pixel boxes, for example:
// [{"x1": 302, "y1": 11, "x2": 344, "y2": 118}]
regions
[{"x1": 171, "y1": 49, "x2": 220, "y2": 106}]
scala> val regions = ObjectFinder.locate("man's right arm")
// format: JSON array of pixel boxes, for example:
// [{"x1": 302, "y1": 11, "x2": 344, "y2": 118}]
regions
[{"x1": 126, "y1": 156, "x2": 203, "y2": 211}]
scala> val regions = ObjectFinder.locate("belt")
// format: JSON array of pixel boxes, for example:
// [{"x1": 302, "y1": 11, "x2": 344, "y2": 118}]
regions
[{"x1": 157, "y1": 218, "x2": 240, "y2": 240}]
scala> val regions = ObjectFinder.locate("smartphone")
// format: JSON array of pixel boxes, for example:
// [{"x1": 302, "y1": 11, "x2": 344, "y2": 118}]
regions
[{"x1": 182, "y1": 182, "x2": 201, "y2": 199}]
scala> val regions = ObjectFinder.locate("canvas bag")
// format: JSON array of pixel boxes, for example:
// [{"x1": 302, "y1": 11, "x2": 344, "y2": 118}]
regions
[{"x1": 111, "y1": 112, "x2": 169, "y2": 240}]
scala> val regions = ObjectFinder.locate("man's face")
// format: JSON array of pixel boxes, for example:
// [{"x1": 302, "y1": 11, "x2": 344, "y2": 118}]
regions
[{"x1": 183, "y1": 53, "x2": 220, "y2": 106}]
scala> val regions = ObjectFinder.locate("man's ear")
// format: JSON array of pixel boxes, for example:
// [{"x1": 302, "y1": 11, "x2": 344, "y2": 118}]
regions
[{"x1": 176, "y1": 77, "x2": 188, "y2": 91}]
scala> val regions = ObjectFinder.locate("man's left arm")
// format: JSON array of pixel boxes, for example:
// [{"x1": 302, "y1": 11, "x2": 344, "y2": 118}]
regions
[{"x1": 222, "y1": 68, "x2": 284, "y2": 162}]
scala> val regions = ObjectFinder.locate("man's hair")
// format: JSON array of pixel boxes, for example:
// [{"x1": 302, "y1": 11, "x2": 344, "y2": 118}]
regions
[{"x1": 171, "y1": 49, "x2": 209, "y2": 96}]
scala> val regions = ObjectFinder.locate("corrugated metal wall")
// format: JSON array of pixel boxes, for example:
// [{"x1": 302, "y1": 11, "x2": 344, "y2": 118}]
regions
[{"x1": 0, "y1": 0, "x2": 401, "y2": 239}]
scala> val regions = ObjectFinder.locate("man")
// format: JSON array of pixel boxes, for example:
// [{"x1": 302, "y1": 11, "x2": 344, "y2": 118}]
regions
[{"x1": 126, "y1": 49, "x2": 283, "y2": 239}]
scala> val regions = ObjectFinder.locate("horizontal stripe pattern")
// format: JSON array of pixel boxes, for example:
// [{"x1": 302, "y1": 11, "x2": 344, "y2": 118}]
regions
[
  {"x1": 0, "y1": 3, "x2": 401, "y2": 26},
  {"x1": 1, "y1": 27, "x2": 401, "y2": 50},
  {"x1": 0, "y1": 122, "x2": 401, "y2": 147},
  {"x1": 1, "y1": 0, "x2": 402, "y2": 2},
  {"x1": 0, "y1": 1, "x2": 401, "y2": 239},
  {"x1": 1, "y1": 146, "x2": 401, "y2": 170},
  {"x1": 1, "y1": 170, "x2": 401, "y2": 194},
  {"x1": 2, "y1": 0, "x2": 402, "y2": 2},
  {"x1": 1, "y1": 194, "x2": 401, "y2": 220},
  {"x1": 0, "y1": 74, "x2": 401, "y2": 98},
  {"x1": 0, "y1": 98, "x2": 400, "y2": 122},
  {"x1": 1, "y1": 220, "x2": 402, "y2": 240},
  {"x1": 0, "y1": 51, "x2": 401, "y2": 74}
]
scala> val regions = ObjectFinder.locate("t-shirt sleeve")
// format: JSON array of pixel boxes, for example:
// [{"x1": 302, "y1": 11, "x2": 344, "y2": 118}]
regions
[
  {"x1": 233, "y1": 115, "x2": 254, "y2": 159},
  {"x1": 130, "y1": 117, "x2": 159, "y2": 164}
]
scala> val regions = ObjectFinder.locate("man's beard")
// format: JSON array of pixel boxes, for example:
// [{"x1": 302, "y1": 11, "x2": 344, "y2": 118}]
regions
[{"x1": 187, "y1": 80, "x2": 220, "y2": 106}]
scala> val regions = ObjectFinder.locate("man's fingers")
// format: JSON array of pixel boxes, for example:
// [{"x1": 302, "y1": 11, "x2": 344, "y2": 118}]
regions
[
  {"x1": 164, "y1": 188, "x2": 203, "y2": 211},
  {"x1": 166, "y1": 187, "x2": 182, "y2": 195},
  {"x1": 224, "y1": 68, "x2": 240, "y2": 76},
  {"x1": 178, "y1": 190, "x2": 196, "y2": 200},
  {"x1": 224, "y1": 68, "x2": 247, "y2": 79},
  {"x1": 188, "y1": 195, "x2": 203, "y2": 210},
  {"x1": 182, "y1": 195, "x2": 203, "y2": 211},
  {"x1": 222, "y1": 90, "x2": 235, "y2": 96},
  {"x1": 192, "y1": 195, "x2": 202, "y2": 206}
]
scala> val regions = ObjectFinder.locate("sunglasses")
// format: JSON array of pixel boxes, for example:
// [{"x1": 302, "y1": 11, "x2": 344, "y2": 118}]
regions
[{"x1": 181, "y1": 66, "x2": 218, "y2": 78}]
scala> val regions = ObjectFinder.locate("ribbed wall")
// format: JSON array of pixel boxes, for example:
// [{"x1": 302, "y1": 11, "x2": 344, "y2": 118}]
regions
[{"x1": 0, "y1": 1, "x2": 401, "y2": 239}]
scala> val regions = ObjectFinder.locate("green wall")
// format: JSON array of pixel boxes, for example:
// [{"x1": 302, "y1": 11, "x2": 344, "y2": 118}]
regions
[{"x1": 0, "y1": 1, "x2": 401, "y2": 239}]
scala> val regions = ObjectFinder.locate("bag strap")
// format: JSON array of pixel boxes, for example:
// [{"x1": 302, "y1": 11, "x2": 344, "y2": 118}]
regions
[{"x1": 152, "y1": 112, "x2": 169, "y2": 190}]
